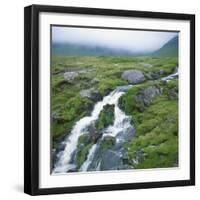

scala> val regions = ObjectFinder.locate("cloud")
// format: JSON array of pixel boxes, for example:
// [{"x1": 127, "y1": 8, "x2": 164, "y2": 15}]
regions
[{"x1": 52, "y1": 26, "x2": 178, "y2": 53}]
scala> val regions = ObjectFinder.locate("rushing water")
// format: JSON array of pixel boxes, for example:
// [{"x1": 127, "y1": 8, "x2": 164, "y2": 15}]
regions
[
  {"x1": 53, "y1": 86, "x2": 133, "y2": 173},
  {"x1": 79, "y1": 88, "x2": 134, "y2": 172},
  {"x1": 53, "y1": 69, "x2": 178, "y2": 174}
]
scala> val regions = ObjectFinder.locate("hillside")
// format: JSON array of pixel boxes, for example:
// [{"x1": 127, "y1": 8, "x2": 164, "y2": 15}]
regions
[{"x1": 152, "y1": 36, "x2": 178, "y2": 57}]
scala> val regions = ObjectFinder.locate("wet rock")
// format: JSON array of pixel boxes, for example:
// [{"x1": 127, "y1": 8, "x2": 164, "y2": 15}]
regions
[
  {"x1": 116, "y1": 126, "x2": 135, "y2": 142},
  {"x1": 100, "y1": 150, "x2": 123, "y2": 170},
  {"x1": 67, "y1": 165, "x2": 78, "y2": 172},
  {"x1": 64, "y1": 71, "x2": 79, "y2": 82},
  {"x1": 121, "y1": 70, "x2": 146, "y2": 84}
]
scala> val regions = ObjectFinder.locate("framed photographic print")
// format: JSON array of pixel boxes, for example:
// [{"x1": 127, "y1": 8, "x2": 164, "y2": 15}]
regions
[{"x1": 24, "y1": 4, "x2": 195, "y2": 195}]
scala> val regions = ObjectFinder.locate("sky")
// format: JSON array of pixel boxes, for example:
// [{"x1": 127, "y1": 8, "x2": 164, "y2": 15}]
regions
[{"x1": 52, "y1": 26, "x2": 178, "y2": 53}]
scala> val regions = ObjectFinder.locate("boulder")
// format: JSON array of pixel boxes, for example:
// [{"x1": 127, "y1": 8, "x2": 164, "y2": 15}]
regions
[
  {"x1": 100, "y1": 150, "x2": 123, "y2": 170},
  {"x1": 80, "y1": 89, "x2": 93, "y2": 99},
  {"x1": 121, "y1": 70, "x2": 145, "y2": 84},
  {"x1": 116, "y1": 126, "x2": 135, "y2": 143},
  {"x1": 80, "y1": 88, "x2": 102, "y2": 101},
  {"x1": 135, "y1": 86, "x2": 162, "y2": 111},
  {"x1": 91, "y1": 78, "x2": 100, "y2": 84},
  {"x1": 64, "y1": 71, "x2": 79, "y2": 82}
]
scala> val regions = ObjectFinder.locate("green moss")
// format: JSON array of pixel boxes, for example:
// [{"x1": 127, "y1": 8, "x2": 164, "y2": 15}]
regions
[
  {"x1": 100, "y1": 136, "x2": 115, "y2": 151},
  {"x1": 96, "y1": 104, "x2": 115, "y2": 130},
  {"x1": 97, "y1": 78, "x2": 127, "y2": 96},
  {"x1": 119, "y1": 79, "x2": 178, "y2": 169},
  {"x1": 76, "y1": 143, "x2": 93, "y2": 168},
  {"x1": 51, "y1": 55, "x2": 178, "y2": 164}
]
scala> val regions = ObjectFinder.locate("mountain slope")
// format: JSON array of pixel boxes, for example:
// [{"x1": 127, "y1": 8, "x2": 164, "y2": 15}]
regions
[{"x1": 153, "y1": 36, "x2": 178, "y2": 57}]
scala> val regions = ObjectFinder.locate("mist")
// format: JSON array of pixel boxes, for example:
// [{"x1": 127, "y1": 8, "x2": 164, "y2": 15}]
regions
[{"x1": 52, "y1": 26, "x2": 178, "y2": 53}]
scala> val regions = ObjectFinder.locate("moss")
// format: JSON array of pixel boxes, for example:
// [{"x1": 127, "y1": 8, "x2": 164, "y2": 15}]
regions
[
  {"x1": 51, "y1": 55, "x2": 179, "y2": 167},
  {"x1": 76, "y1": 143, "x2": 93, "y2": 168},
  {"x1": 119, "y1": 79, "x2": 178, "y2": 169},
  {"x1": 96, "y1": 104, "x2": 115, "y2": 130},
  {"x1": 100, "y1": 136, "x2": 115, "y2": 151},
  {"x1": 97, "y1": 78, "x2": 127, "y2": 96},
  {"x1": 51, "y1": 94, "x2": 93, "y2": 149},
  {"x1": 78, "y1": 134, "x2": 92, "y2": 147}
]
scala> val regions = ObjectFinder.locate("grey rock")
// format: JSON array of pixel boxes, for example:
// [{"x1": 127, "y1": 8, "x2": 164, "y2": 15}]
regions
[
  {"x1": 121, "y1": 70, "x2": 145, "y2": 84},
  {"x1": 100, "y1": 150, "x2": 123, "y2": 170},
  {"x1": 80, "y1": 88, "x2": 102, "y2": 101},
  {"x1": 135, "y1": 86, "x2": 162, "y2": 111},
  {"x1": 116, "y1": 126, "x2": 135, "y2": 142},
  {"x1": 91, "y1": 78, "x2": 99, "y2": 84},
  {"x1": 168, "y1": 88, "x2": 178, "y2": 100},
  {"x1": 80, "y1": 89, "x2": 93, "y2": 98},
  {"x1": 64, "y1": 71, "x2": 79, "y2": 82}
]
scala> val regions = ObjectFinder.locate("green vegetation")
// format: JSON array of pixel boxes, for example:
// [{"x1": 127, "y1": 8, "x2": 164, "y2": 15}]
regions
[
  {"x1": 119, "y1": 79, "x2": 178, "y2": 168},
  {"x1": 153, "y1": 36, "x2": 178, "y2": 57},
  {"x1": 100, "y1": 136, "x2": 115, "y2": 151},
  {"x1": 76, "y1": 143, "x2": 94, "y2": 168},
  {"x1": 96, "y1": 105, "x2": 115, "y2": 130},
  {"x1": 51, "y1": 55, "x2": 178, "y2": 170}
]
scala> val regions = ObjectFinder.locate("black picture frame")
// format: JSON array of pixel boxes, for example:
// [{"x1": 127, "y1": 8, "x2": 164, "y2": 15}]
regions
[{"x1": 24, "y1": 4, "x2": 195, "y2": 196}]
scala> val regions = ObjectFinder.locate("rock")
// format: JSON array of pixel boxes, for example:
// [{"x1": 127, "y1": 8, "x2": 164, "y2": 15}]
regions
[
  {"x1": 100, "y1": 150, "x2": 123, "y2": 170},
  {"x1": 135, "y1": 86, "x2": 162, "y2": 111},
  {"x1": 168, "y1": 88, "x2": 178, "y2": 100},
  {"x1": 64, "y1": 71, "x2": 79, "y2": 82},
  {"x1": 82, "y1": 124, "x2": 102, "y2": 144},
  {"x1": 146, "y1": 70, "x2": 165, "y2": 80},
  {"x1": 121, "y1": 70, "x2": 145, "y2": 84},
  {"x1": 80, "y1": 88, "x2": 102, "y2": 101},
  {"x1": 91, "y1": 78, "x2": 99, "y2": 84},
  {"x1": 116, "y1": 126, "x2": 135, "y2": 142},
  {"x1": 139, "y1": 62, "x2": 153, "y2": 68},
  {"x1": 67, "y1": 165, "x2": 78, "y2": 172},
  {"x1": 80, "y1": 89, "x2": 93, "y2": 99}
]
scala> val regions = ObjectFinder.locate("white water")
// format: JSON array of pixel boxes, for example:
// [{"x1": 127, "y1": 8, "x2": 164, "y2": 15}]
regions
[
  {"x1": 161, "y1": 68, "x2": 178, "y2": 82},
  {"x1": 79, "y1": 95, "x2": 134, "y2": 171},
  {"x1": 53, "y1": 89, "x2": 127, "y2": 173},
  {"x1": 80, "y1": 144, "x2": 98, "y2": 171},
  {"x1": 53, "y1": 69, "x2": 179, "y2": 173}
]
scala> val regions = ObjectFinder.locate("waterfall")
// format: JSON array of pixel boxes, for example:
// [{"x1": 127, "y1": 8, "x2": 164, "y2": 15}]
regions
[
  {"x1": 79, "y1": 93, "x2": 134, "y2": 171},
  {"x1": 53, "y1": 87, "x2": 130, "y2": 173},
  {"x1": 53, "y1": 69, "x2": 178, "y2": 174}
]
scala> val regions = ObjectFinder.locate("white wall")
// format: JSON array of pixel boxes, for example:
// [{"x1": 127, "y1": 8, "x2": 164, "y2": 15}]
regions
[{"x1": 0, "y1": 0, "x2": 199, "y2": 199}]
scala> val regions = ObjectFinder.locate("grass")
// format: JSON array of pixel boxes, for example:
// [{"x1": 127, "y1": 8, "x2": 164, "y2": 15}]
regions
[
  {"x1": 96, "y1": 105, "x2": 115, "y2": 130},
  {"x1": 51, "y1": 55, "x2": 178, "y2": 170},
  {"x1": 120, "y1": 80, "x2": 178, "y2": 169}
]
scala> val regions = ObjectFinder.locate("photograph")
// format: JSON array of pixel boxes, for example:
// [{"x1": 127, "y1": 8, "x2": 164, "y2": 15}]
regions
[{"x1": 51, "y1": 26, "x2": 179, "y2": 174}]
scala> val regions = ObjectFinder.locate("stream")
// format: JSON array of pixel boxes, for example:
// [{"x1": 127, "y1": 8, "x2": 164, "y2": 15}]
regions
[{"x1": 53, "y1": 69, "x2": 178, "y2": 174}]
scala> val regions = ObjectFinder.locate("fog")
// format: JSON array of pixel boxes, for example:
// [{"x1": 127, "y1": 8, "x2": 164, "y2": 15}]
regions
[{"x1": 52, "y1": 26, "x2": 178, "y2": 53}]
